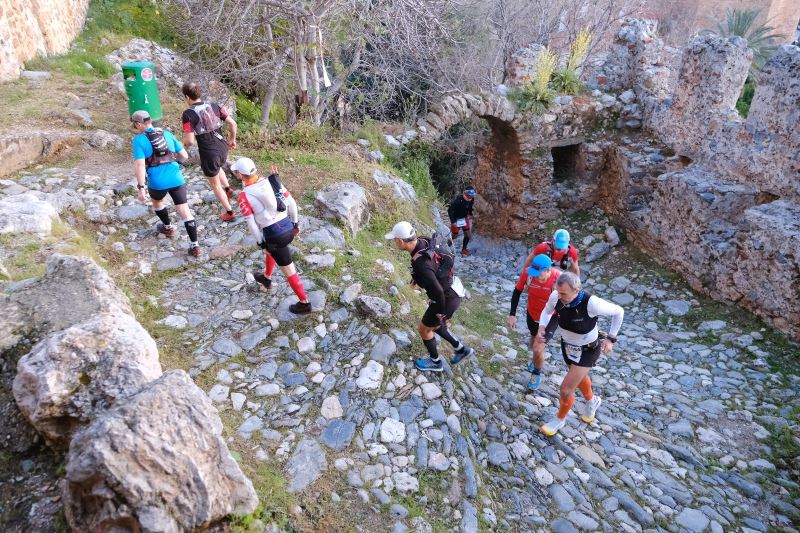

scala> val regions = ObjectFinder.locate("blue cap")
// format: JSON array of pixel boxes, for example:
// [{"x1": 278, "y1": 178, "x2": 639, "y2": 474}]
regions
[
  {"x1": 527, "y1": 254, "x2": 552, "y2": 276},
  {"x1": 464, "y1": 187, "x2": 476, "y2": 197},
  {"x1": 554, "y1": 229, "x2": 570, "y2": 250}
]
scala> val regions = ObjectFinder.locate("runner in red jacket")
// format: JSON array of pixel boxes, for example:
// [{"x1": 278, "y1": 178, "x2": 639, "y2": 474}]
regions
[{"x1": 508, "y1": 254, "x2": 560, "y2": 390}]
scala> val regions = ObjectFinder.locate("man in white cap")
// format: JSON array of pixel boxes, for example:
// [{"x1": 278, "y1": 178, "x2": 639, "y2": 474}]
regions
[
  {"x1": 131, "y1": 109, "x2": 202, "y2": 257},
  {"x1": 386, "y1": 221, "x2": 474, "y2": 372},
  {"x1": 231, "y1": 156, "x2": 310, "y2": 315}
]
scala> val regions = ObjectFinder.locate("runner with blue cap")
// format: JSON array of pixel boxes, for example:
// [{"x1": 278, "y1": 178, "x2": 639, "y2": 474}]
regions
[
  {"x1": 522, "y1": 228, "x2": 580, "y2": 276},
  {"x1": 508, "y1": 254, "x2": 561, "y2": 390}
]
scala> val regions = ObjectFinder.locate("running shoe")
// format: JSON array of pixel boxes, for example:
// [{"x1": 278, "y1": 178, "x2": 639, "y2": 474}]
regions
[
  {"x1": 581, "y1": 396, "x2": 602, "y2": 423},
  {"x1": 527, "y1": 371, "x2": 542, "y2": 391},
  {"x1": 289, "y1": 301, "x2": 312, "y2": 315},
  {"x1": 253, "y1": 271, "x2": 272, "y2": 290},
  {"x1": 156, "y1": 222, "x2": 176, "y2": 238},
  {"x1": 450, "y1": 346, "x2": 474, "y2": 366},
  {"x1": 526, "y1": 362, "x2": 538, "y2": 372},
  {"x1": 188, "y1": 244, "x2": 202, "y2": 257},
  {"x1": 540, "y1": 417, "x2": 566, "y2": 436},
  {"x1": 220, "y1": 211, "x2": 237, "y2": 222},
  {"x1": 461, "y1": 249, "x2": 471, "y2": 257},
  {"x1": 414, "y1": 357, "x2": 444, "y2": 373}
]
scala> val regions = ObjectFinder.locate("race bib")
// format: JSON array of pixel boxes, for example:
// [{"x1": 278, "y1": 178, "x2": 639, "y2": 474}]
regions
[
  {"x1": 564, "y1": 343, "x2": 583, "y2": 363},
  {"x1": 456, "y1": 218, "x2": 467, "y2": 227}
]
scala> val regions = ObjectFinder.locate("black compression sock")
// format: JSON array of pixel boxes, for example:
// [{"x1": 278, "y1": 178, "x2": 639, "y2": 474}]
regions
[
  {"x1": 422, "y1": 338, "x2": 440, "y2": 360},
  {"x1": 155, "y1": 207, "x2": 170, "y2": 226},
  {"x1": 183, "y1": 219, "x2": 198, "y2": 243},
  {"x1": 463, "y1": 232, "x2": 471, "y2": 250},
  {"x1": 435, "y1": 324, "x2": 460, "y2": 349}
]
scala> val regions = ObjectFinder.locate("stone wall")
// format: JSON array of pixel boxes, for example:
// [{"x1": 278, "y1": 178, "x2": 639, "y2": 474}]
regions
[
  {"x1": 0, "y1": 0, "x2": 90, "y2": 82},
  {"x1": 593, "y1": 22, "x2": 800, "y2": 339}
]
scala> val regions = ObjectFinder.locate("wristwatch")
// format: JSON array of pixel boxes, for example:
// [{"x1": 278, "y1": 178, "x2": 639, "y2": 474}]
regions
[
  {"x1": 137, "y1": 184, "x2": 145, "y2": 190},
  {"x1": 607, "y1": 335, "x2": 617, "y2": 343}
]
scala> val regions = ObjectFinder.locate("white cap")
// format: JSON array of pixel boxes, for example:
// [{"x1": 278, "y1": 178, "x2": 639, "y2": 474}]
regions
[
  {"x1": 230, "y1": 157, "x2": 257, "y2": 175},
  {"x1": 384, "y1": 221, "x2": 416, "y2": 240}
]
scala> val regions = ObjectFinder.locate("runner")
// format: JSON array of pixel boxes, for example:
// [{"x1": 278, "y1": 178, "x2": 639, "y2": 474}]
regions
[
  {"x1": 522, "y1": 228, "x2": 580, "y2": 276},
  {"x1": 536, "y1": 272, "x2": 624, "y2": 436},
  {"x1": 231, "y1": 157, "x2": 311, "y2": 315},
  {"x1": 131, "y1": 110, "x2": 201, "y2": 257},
  {"x1": 508, "y1": 254, "x2": 560, "y2": 390},
  {"x1": 181, "y1": 81, "x2": 238, "y2": 222},
  {"x1": 447, "y1": 186, "x2": 476, "y2": 256},
  {"x1": 385, "y1": 221, "x2": 474, "y2": 372}
]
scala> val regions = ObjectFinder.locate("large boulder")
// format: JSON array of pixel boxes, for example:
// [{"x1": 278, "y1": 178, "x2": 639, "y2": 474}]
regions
[
  {"x1": 13, "y1": 312, "x2": 162, "y2": 448},
  {"x1": 0, "y1": 255, "x2": 132, "y2": 356},
  {"x1": 0, "y1": 193, "x2": 60, "y2": 234},
  {"x1": 298, "y1": 214, "x2": 346, "y2": 249},
  {"x1": 315, "y1": 182, "x2": 370, "y2": 235},
  {"x1": 373, "y1": 169, "x2": 417, "y2": 204},
  {"x1": 63, "y1": 370, "x2": 258, "y2": 531}
]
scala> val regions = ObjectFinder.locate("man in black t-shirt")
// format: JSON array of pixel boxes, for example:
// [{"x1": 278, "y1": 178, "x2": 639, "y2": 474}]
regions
[
  {"x1": 181, "y1": 81, "x2": 239, "y2": 222},
  {"x1": 385, "y1": 221, "x2": 474, "y2": 373}
]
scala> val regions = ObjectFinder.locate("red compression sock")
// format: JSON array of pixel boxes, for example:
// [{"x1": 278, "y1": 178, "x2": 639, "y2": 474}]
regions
[
  {"x1": 287, "y1": 273, "x2": 308, "y2": 301},
  {"x1": 264, "y1": 253, "x2": 276, "y2": 277}
]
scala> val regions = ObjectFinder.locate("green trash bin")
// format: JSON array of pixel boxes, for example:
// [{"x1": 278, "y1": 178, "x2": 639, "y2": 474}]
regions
[{"x1": 122, "y1": 61, "x2": 163, "y2": 121}]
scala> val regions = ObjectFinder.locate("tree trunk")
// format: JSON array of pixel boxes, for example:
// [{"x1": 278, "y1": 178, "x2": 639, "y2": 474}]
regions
[{"x1": 305, "y1": 20, "x2": 321, "y2": 126}]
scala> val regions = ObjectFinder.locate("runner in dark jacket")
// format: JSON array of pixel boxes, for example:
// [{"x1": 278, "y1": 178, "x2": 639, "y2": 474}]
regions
[{"x1": 447, "y1": 186, "x2": 476, "y2": 256}]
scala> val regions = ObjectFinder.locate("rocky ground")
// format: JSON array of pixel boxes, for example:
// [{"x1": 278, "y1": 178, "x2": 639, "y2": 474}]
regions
[{"x1": 1, "y1": 157, "x2": 799, "y2": 533}]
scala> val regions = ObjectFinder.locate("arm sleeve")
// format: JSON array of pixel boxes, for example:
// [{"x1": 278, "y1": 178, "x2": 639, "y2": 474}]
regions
[
  {"x1": 510, "y1": 270, "x2": 528, "y2": 315},
  {"x1": 285, "y1": 191, "x2": 298, "y2": 223},
  {"x1": 587, "y1": 296, "x2": 624, "y2": 337},
  {"x1": 238, "y1": 192, "x2": 263, "y2": 243},
  {"x1": 538, "y1": 292, "x2": 559, "y2": 329}
]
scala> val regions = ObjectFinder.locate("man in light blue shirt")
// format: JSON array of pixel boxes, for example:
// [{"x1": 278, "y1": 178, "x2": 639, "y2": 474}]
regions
[{"x1": 131, "y1": 110, "x2": 202, "y2": 257}]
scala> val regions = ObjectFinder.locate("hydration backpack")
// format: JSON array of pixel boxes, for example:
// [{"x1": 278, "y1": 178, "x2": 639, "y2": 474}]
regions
[
  {"x1": 267, "y1": 173, "x2": 287, "y2": 212},
  {"x1": 144, "y1": 129, "x2": 178, "y2": 168},
  {"x1": 415, "y1": 232, "x2": 456, "y2": 286},
  {"x1": 546, "y1": 239, "x2": 575, "y2": 270},
  {"x1": 190, "y1": 102, "x2": 224, "y2": 136}
]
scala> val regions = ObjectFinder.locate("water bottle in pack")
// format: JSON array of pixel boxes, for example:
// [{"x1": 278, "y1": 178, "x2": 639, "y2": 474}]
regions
[{"x1": 191, "y1": 102, "x2": 224, "y2": 138}]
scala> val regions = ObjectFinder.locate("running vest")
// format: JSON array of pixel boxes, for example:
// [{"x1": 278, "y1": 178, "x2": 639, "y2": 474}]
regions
[
  {"x1": 144, "y1": 129, "x2": 178, "y2": 168},
  {"x1": 556, "y1": 291, "x2": 597, "y2": 335},
  {"x1": 189, "y1": 102, "x2": 224, "y2": 137},
  {"x1": 525, "y1": 269, "x2": 560, "y2": 317},
  {"x1": 546, "y1": 240, "x2": 576, "y2": 271},
  {"x1": 412, "y1": 235, "x2": 454, "y2": 289}
]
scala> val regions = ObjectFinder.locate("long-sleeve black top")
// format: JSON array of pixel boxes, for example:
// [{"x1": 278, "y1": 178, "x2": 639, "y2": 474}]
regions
[
  {"x1": 410, "y1": 238, "x2": 451, "y2": 315},
  {"x1": 447, "y1": 194, "x2": 474, "y2": 223}
]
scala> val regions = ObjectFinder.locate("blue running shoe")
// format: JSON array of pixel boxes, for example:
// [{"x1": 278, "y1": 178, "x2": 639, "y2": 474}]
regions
[
  {"x1": 526, "y1": 361, "x2": 537, "y2": 373},
  {"x1": 450, "y1": 346, "x2": 474, "y2": 366},
  {"x1": 415, "y1": 357, "x2": 444, "y2": 372},
  {"x1": 527, "y1": 371, "x2": 542, "y2": 391}
]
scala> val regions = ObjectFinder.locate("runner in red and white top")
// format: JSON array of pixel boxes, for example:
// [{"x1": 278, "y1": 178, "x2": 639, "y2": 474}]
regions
[
  {"x1": 231, "y1": 157, "x2": 311, "y2": 315},
  {"x1": 508, "y1": 254, "x2": 560, "y2": 391}
]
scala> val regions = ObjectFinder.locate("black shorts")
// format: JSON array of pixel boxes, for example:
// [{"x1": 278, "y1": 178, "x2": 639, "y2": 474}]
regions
[
  {"x1": 421, "y1": 288, "x2": 461, "y2": 328},
  {"x1": 148, "y1": 184, "x2": 188, "y2": 205},
  {"x1": 526, "y1": 312, "x2": 558, "y2": 341},
  {"x1": 263, "y1": 228, "x2": 295, "y2": 266},
  {"x1": 560, "y1": 338, "x2": 602, "y2": 368},
  {"x1": 199, "y1": 144, "x2": 228, "y2": 178}
]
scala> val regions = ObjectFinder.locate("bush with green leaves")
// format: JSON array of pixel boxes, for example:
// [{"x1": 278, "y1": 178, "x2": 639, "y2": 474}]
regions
[
  {"x1": 702, "y1": 8, "x2": 780, "y2": 82},
  {"x1": 509, "y1": 49, "x2": 558, "y2": 114},
  {"x1": 551, "y1": 28, "x2": 592, "y2": 95}
]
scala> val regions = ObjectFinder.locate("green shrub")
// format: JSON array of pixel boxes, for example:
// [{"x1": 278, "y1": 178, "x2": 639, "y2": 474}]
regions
[
  {"x1": 233, "y1": 94, "x2": 262, "y2": 133},
  {"x1": 736, "y1": 79, "x2": 755, "y2": 117},
  {"x1": 551, "y1": 68, "x2": 583, "y2": 95},
  {"x1": 274, "y1": 121, "x2": 332, "y2": 148},
  {"x1": 509, "y1": 84, "x2": 555, "y2": 114}
]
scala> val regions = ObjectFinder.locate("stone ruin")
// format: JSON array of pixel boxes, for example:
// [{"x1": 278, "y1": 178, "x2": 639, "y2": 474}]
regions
[{"x1": 416, "y1": 19, "x2": 800, "y2": 341}]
